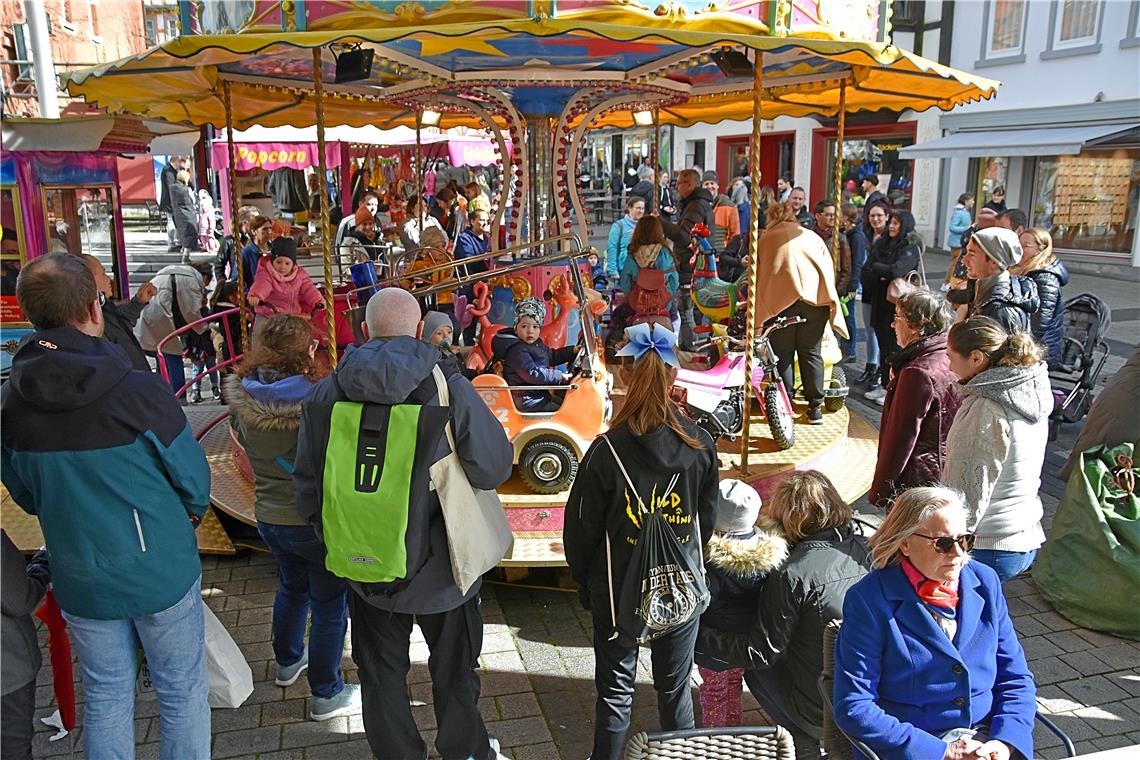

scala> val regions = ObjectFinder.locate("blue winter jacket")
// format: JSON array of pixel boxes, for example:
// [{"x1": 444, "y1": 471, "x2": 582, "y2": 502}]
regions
[
  {"x1": 2, "y1": 328, "x2": 210, "y2": 620},
  {"x1": 491, "y1": 330, "x2": 576, "y2": 411},
  {"x1": 605, "y1": 216, "x2": 636, "y2": 279},
  {"x1": 834, "y1": 561, "x2": 1035, "y2": 760},
  {"x1": 946, "y1": 206, "x2": 973, "y2": 249}
]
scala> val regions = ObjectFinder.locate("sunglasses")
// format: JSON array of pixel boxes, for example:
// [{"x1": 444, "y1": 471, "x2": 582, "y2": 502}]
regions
[{"x1": 913, "y1": 533, "x2": 976, "y2": 554}]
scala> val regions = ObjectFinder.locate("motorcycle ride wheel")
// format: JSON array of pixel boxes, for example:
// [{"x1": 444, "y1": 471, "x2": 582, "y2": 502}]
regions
[
  {"x1": 764, "y1": 382, "x2": 796, "y2": 450},
  {"x1": 825, "y1": 365, "x2": 848, "y2": 413},
  {"x1": 519, "y1": 435, "x2": 579, "y2": 494}
]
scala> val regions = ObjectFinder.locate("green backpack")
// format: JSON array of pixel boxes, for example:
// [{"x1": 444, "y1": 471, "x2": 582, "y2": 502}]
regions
[{"x1": 319, "y1": 372, "x2": 450, "y2": 589}]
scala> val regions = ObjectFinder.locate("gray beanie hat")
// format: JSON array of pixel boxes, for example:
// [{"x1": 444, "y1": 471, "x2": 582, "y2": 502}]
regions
[
  {"x1": 715, "y1": 479, "x2": 762, "y2": 536},
  {"x1": 971, "y1": 227, "x2": 1022, "y2": 271},
  {"x1": 421, "y1": 311, "x2": 452, "y2": 342},
  {"x1": 702, "y1": 170, "x2": 719, "y2": 185}
]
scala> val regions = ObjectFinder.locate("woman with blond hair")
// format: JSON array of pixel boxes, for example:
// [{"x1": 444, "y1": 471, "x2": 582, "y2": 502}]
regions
[
  {"x1": 1010, "y1": 227, "x2": 1068, "y2": 367},
  {"x1": 943, "y1": 317, "x2": 1051, "y2": 582},
  {"x1": 696, "y1": 470, "x2": 870, "y2": 759},
  {"x1": 834, "y1": 486, "x2": 1035, "y2": 760},
  {"x1": 564, "y1": 323, "x2": 718, "y2": 760}
]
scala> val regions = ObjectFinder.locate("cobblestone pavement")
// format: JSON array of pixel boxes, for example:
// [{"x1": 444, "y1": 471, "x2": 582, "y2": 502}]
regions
[{"x1": 26, "y1": 249, "x2": 1140, "y2": 759}]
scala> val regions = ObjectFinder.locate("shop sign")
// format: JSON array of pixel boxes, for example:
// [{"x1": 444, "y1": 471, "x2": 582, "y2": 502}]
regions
[
  {"x1": 210, "y1": 142, "x2": 341, "y2": 171},
  {"x1": 448, "y1": 140, "x2": 512, "y2": 168}
]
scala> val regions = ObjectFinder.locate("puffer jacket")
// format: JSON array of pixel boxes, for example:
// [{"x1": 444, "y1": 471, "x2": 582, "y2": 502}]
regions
[
  {"x1": 696, "y1": 524, "x2": 871, "y2": 737},
  {"x1": 863, "y1": 215, "x2": 921, "y2": 330},
  {"x1": 969, "y1": 272, "x2": 1039, "y2": 334},
  {"x1": 1024, "y1": 260, "x2": 1069, "y2": 367},
  {"x1": 942, "y1": 362, "x2": 1052, "y2": 552},
  {"x1": 870, "y1": 334, "x2": 962, "y2": 508},
  {"x1": 491, "y1": 330, "x2": 576, "y2": 411},
  {"x1": 695, "y1": 518, "x2": 789, "y2": 668},
  {"x1": 225, "y1": 371, "x2": 316, "y2": 526},
  {"x1": 247, "y1": 257, "x2": 324, "y2": 319}
]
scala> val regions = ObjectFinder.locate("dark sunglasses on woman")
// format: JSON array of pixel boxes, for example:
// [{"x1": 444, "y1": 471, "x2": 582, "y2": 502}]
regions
[{"x1": 914, "y1": 532, "x2": 976, "y2": 554}]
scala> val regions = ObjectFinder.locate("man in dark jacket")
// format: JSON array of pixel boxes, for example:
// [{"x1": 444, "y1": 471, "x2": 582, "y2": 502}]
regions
[
  {"x1": 293, "y1": 287, "x2": 513, "y2": 760},
  {"x1": 2, "y1": 531, "x2": 49, "y2": 760},
  {"x1": 660, "y1": 168, "x2": 715, "y2": 350},
  {"x1": 80, "y1": 254, "x2": 155, "y2": 372},
  {"x1": 2, "y1": 254, "x2": 212, "y2": 758},
  {"x1": 961, "y1": 227, "x2": 1040, "y2": 333},
  {"x1": 159, "y1": 155, "x2": 190, "y2": 251},
  {"x1": 789, "y1": 187, "x2": 813, "y2": 228},
  {"x1": 814, "y1": 200, "x2": 852, "y2": 295}
]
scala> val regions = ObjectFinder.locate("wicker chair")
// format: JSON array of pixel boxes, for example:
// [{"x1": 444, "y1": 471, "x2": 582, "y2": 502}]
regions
[
  {"x1": 820, "y1": 619, "x2": 1077, "y2": 759},
  {"x1": 623, "y1": 725, "x2": 796, "y2": 760}
]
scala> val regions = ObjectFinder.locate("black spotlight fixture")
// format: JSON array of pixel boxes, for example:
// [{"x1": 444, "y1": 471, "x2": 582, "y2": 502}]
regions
[
  {"x1": 710, "y1": 47, "x2": 754, "y2": 78},
  {"x1": 334, "y1": 45, "x2": 374, "y2": 84}
]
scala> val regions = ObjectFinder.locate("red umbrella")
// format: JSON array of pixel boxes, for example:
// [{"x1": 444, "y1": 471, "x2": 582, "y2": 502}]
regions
[{"x1": 35, "y1": 590, "x2": 76, "y2": 732}]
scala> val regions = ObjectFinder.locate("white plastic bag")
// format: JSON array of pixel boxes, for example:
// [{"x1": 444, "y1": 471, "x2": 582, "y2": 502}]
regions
[{"x1": 203, "y1": 604, "x2": 254, "y2": 709}]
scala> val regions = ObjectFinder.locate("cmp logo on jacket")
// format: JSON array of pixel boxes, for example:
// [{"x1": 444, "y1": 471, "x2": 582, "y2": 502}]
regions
[{"x1": 623, "y1": 478, "x2": 695, "y2": 544}]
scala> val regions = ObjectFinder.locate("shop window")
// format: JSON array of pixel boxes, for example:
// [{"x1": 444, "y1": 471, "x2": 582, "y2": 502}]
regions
[
  {"x1": 892, "y1": 0, "x2": 920, "y2": 28},
  {"x1": 1043, "y1": 0, "x2": 1105, "y2": 58},
  {"x1": 1, "y1": 186, "x2": 26, "y2": 322},
  {"x1": 970, "y1": 156, "x2": 1010, "y2": 212},
  {"x1": 978, "y1": 0, "x2": 1028, "y2": 66},
  {"x1": 1031, "y1": 150, "x2": 1140, "y2": 257},
  {"x1": 825, "y1": 136, "x2": 915, "y2": 211},
  {"x1": 42, "y1": 185, "x2": 124, "y2": 297},
  {"x1": 1121, "y1": 0, "x2": 1139, "y2": 48}
]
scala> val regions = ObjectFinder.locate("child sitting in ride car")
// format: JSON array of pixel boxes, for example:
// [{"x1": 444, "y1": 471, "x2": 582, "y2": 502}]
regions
[
  {"x1": 491, "y1": 297, "x2": 577, "y2": 412},
  {"x1": 246, "y1": 237, "x2": 324, "y2": 320}
]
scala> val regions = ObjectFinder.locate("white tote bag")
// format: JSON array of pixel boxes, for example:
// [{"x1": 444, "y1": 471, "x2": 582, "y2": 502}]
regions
[
  {"x1": 203, "y1": 604, "x2": 254, "y2": 709},
  {"x1": 430, "y1": 366, "x2": 514, "y2": 594}
]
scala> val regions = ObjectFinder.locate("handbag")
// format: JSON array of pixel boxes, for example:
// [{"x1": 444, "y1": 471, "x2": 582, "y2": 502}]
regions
[
  {"x1": 429, "y1": 365, "x2": 514, "y2": 593},
  {"x1": 887, "y1": 234, "x2": 928, "y2": 304},
  {"x1": 602, "y1": 435, "x2": 709, "y2": 643}
]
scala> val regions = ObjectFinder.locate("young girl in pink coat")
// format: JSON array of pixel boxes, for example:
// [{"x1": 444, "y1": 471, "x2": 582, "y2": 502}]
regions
[{"x1": 246, "y1": 236, "x2": 324, "y2": 320}]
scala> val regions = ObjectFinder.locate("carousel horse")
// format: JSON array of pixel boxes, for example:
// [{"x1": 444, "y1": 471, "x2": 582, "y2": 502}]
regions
[{"x1": 690, "y1": 223, "x2": 747, "y2": 322}]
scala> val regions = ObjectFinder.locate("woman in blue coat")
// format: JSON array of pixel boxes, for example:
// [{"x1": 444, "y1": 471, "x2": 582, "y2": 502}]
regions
[
  {"x1": 834, "y1": 486, "x2": 1035, "y2": 760},
  {"x1": 605, "y1": 197, "x2": 645, "y2": 285}
]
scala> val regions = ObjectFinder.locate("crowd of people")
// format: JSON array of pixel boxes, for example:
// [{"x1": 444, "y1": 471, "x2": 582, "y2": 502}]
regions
[{"x1": 0, "y1": 161, "x2": 1095, "y2": 760}]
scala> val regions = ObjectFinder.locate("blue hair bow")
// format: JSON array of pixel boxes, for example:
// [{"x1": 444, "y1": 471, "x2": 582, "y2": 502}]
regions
[{"x1": 616, "y1": 323, "x2": 680, "y2": 367}]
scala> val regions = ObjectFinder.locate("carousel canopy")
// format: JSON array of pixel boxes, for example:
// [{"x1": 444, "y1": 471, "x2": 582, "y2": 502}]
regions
[{"x1": 63, "y1": 1, "x2": 999, "y2": 130}]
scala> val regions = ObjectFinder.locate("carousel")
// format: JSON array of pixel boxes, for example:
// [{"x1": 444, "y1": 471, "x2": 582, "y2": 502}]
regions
[{"x1": 16, "y1": 0, "x2": 999, "y2": 564}]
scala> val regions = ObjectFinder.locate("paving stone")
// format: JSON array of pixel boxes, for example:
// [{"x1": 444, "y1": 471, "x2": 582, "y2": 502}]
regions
[
  {"x1": 480, "y1": 671, "x2": 533, "y2": 697},
  {"x1": 279, "y1": 717, "x2": 350, "y2": 748},
  {"x1": 411, "y1": 702, "x2": 439, "y2": 730},
  {"x1": 1075, "y1": 628, "x2": 1129, "y2": 648},
  {"x1": 496, "y1": 691, "x2": 542, "y2": 720},
  {"x1": 483, "y1": 632, "x2": 521, "y2": 654},
  {"x1": 1012, "y1": 615, "x2": 1052, "y2": 638},
  {"x1": 237, "y1": 606, "x2": 274, "y2": 626},
  {"x1": 231, "y1": 622, "x2": 273, "y2": 645},
  {"x1": 227, "y1": 591, "x2": 277, "y2": 610},
  {"x1": 1032, "y1": 657, "x2": 1082, "y2": 685},
  {"x1": 1093, "y1": 644, "x2": 1140, "y2": 671},
  {"x1": 485, "y1": 716, "x2": 554, "y2": 747},
  {"x1": 242, "y1": 576, "x2": 282, "y2": 593},
  {"x1": 1034, "y1": 610, "x2": 1080, "y2": 631},
  {"x1": 212, "y1": 725, "x2": 282, "y2": 758},
  {"x1": 1006, "y1": 597, "x2": 1041, "y2": 617},
  {"x1": 1060, "y1": 675, "x2": 1132, "y2": 707},
  {"x1": 210, "y1": 702, "x2": 263, "y2": 733},
  {"x1": 1061, "y1": 650, "x2": 1118, "y2": 677},
  {"x1": 1092, "y1": 734, "x2": 1138, "y2": 751},
  {"x1": 481, "y1": 650, "x2": 527, "y2": 673},
  {"x1": 1041, "y1": 713, "x2": 1099, "y2": 743},
  {"x1": 1045, "y1": 630, "x2": 1097, "y2": 653},
  {"x1": 1021, "y1": 635, "x2": 1065, "y2": 660},
  {"x1": 1037, "y1": 684, "x2": 1085, "y2": 713},
  {"x1": 1106, "y1": 670, "x2": 1140, "y2": 696},
  {"x1": 336, "y1": 738, "x2": 379, "y2": 759},
  {"x1": 261, "y1": 698, "x2": 308, "y2": 726}
]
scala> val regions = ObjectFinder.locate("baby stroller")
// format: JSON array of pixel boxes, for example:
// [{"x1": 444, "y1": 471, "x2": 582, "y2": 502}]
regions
[{"x1": 1049, "y1": 293, "x2": 1111, "y2": 437}]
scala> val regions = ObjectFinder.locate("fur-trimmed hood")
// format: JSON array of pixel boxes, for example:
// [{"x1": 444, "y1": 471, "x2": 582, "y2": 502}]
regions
[
  {"x1": 705, "y1": 519, "x2": 789, "y2": 579},
  {"x1": 224, "y1": 372, "x2": 311, "y2": 432}
]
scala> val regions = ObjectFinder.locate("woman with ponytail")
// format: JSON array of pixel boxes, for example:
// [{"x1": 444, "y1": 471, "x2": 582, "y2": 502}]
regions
[
  {"x1": 563, "y1": 323, "x2": 719, "y2": 760},
  {"x1": 942, "y1": 317, "x2": 1052, "y2": 581}
]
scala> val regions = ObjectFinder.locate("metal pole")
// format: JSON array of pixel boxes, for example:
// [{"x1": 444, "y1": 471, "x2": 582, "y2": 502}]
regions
[
  {"x1": 23, "y1": 0, "x2": 58, "y2": 118},
  {"x1": 223, "y1": 81, "x2": 249, "y2": 353},
  {"x1": 832, "y1": 80, "x2": 847, "y2": 267},
  {"x1": 416, "y1": 112, "x2": 424, "y2": 234},
  {"x1": 312, "y1": 48, "x2": 338, "y2": 367},
  {"x1": 651, "y1": 109, "x2": 660, "y2": 215},
  {"x1": 741, "y1": 53, "x2": 763, "y2": 478}
]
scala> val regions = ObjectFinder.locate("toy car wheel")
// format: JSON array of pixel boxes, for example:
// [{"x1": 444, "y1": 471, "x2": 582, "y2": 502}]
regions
[
  {"x1": 824, "y1": 366, "x2": 848, "y2": 413},
  {"x1": 519, "y1": 436, "x2": 579, "y2": 494},
  {"x1": 764, "y1": 382, "x2": 796, "y2": 450}
]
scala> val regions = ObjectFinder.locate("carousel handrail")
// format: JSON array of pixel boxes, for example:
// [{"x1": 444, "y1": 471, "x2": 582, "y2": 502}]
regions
[
  {"x1": 373, "y1": 233, "x2": 583, "y2": 290},
  {"x1": 155, "y1": 307, "x2": 243, "y2": 400}
]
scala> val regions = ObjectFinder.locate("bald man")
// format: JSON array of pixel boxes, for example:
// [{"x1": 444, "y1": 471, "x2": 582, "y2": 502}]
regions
[
  {"x1": 80, "y1": 254, "x2": 156, "y2": 372},
  {"x1": 293, "y1": 287, "x2": 512, "y2": 759}
]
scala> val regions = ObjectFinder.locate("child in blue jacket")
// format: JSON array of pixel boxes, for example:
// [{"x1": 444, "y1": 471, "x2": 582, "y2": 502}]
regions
[{"x1": 491, "y1": 298, "x2": 576, "y2": 412}]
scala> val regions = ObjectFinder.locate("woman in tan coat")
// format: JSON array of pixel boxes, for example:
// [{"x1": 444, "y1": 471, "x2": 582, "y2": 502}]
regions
[{"x1": 753, "y1": 201, "x2": 848, "y2": 424}]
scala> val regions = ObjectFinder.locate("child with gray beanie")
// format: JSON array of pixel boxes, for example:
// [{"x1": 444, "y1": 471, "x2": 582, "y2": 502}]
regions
[{"x1": 694, "y1": 479, "x2": 789, "y2": 727}]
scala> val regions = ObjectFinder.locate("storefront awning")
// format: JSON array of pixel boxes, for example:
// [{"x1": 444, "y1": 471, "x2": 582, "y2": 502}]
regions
[{"x1": 898, "y1": 124, "x2": 1139, "y2": 159}]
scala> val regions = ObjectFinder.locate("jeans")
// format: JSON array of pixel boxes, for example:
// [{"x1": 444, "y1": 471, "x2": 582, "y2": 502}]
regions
[
  {"x1": 873, "y1": 321, "x2": 900, "y2": 387},
  {"x1": 191, "y1": 358, "x2": 219, "y2": 394},
  {"x1": 841, "y1": 299, "x2": 859, "y2": 359},
  {"x1": 157, "y1": 352, "x2": 186, "y2": 394},
  {"x1": 744, "y1": 668, "x2": 821, "y2": 760},
  {"x1": 675, "y1": 286, "x2": 697, "y2": 350},
  {"x1": 589, "y1": 593, "x2": 699, "y2": 760},
  {"x1": 1, "y1": 679, "x2": 35, "y2": 760},
  {"x1": 349, "y1": 593, "x2": 493, "y2": 760},
  {"x1": 768, "y1": 301, "x2": 829, "y2": 410},
  {"x1": 257, "y1": 522, "x2": 349, "y2": 699},
  {"x1": 862, "y1": 302, "x2": 879, "y2": 366},
  {"x1": 971, "y1": 549, "x2": 1038, "y2": 583},
  {"x1": 62, "y1": 576, "x2": 210, "y2": 760}
]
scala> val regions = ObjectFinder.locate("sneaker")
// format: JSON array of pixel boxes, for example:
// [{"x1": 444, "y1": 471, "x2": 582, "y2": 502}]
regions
[
  {"x1": 806, "y1": 406, "x2": 824, "y2": 425},
  {"x1": 309, "y1": 683, "x2": 361, "y2": 721},
  {"x1": 489, "y1": 737, "x2": 509, "y2": 760},
  {"x1": 275, "y1": 650, "x2": 308, "y2": 687},
  {"x1": 211, "y1": 387, "x2": 222, "y2": 402},
  {"x1": 873, "y1": 392, "x2": 887, "y2": 407},
  {"x1": 856, "y1": 364, "x2": 878, "y2": 384},
  {"x1": 189, "y1": 388, "x2": 202, "y2": 404},
  {"x1": 864, "y1": 386, "x2": 887, "y2": 403}
]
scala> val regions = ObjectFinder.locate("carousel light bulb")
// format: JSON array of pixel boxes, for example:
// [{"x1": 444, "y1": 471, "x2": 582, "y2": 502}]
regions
[{"x1": 632, "y1": 110, "x2": 654, "y2": 126}]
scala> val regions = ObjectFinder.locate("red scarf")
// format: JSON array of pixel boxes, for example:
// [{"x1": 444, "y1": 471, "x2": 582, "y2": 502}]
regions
[{"x1": 901, "y1": 557, "x2": 959, "y2": 619}]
